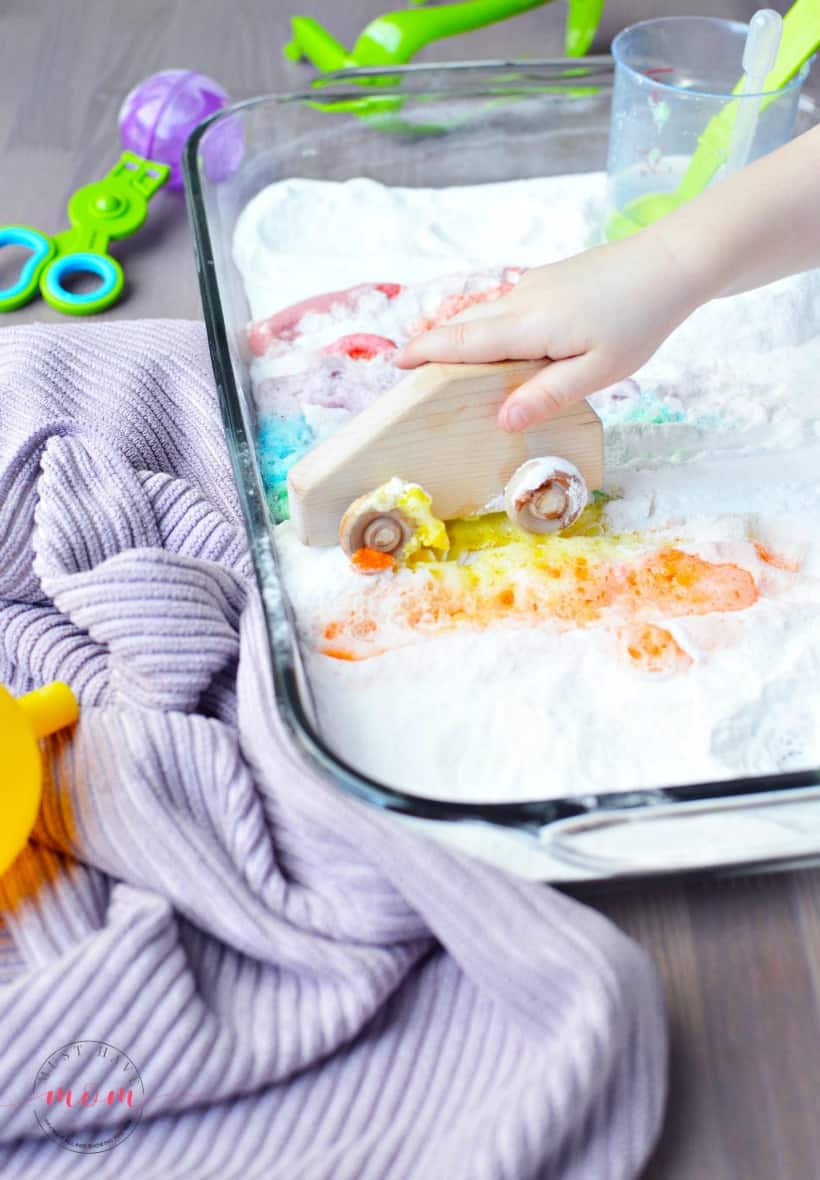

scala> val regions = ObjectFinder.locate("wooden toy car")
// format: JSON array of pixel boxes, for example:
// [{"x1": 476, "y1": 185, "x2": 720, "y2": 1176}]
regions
[{"x1": 286, "y1": 360, "x2": 604, "y2": 560}]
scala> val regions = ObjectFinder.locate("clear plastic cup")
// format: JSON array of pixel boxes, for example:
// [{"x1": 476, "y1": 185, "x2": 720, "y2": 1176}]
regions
[{"x1": 605, "y1": 16, "x2": 809, "y2": 240}]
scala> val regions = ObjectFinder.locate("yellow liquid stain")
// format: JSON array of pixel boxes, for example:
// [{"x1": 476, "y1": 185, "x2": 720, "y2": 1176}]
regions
[{"x1": 407, "y1": 498, "x2": 643, "y2": 589}]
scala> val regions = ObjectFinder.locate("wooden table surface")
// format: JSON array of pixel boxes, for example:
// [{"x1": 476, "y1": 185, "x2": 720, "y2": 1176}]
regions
[{"x1": 4, "y1": 3, "x2": 820, "y2": 1177}]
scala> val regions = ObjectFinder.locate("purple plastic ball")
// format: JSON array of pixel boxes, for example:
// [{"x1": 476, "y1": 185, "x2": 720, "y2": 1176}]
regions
[{"x1": 119, "y1": 69, "x2": 237, "y2": 190}]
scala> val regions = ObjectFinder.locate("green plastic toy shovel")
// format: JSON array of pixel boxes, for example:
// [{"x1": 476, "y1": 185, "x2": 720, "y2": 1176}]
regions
[{"x1": 607, "y1": 0, "x2": 820, "y2": 241}]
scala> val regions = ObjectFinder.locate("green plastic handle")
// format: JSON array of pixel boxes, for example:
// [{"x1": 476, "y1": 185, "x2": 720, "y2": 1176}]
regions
[
  {"x1": 284, "y1": 17, "x2": 352, "y2": 70},
  {"x1": 286, "y1": 0, "x2": 607, "y2": 71},
  {"x1": 38, "y1": 240, "x2": 124, "y2": 316},
  {"x1": 399, "y1": 0, "x2": 604, "y2": 42},
  {"x1": 765, "y1": 0, "x2": 820, "y2": 90},
  {"x1": 0, "y1": 227, "x2": 55, "y2": 312},
  {"x1": 351, "y1": 0, "x2": 548, "y2": 67},
  {"x1": 565, "y1": 0, "x2": 605, "y2": 58}
]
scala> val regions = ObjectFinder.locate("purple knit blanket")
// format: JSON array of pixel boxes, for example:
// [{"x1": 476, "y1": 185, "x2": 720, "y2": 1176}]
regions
[{"x1": 0, "y1": 321, "x2": 666, "y2": 1179}]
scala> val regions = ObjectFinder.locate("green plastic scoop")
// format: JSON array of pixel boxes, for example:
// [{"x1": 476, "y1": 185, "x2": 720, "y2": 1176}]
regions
[{"x1": 607, "y1": 0, "x2": 820, "y2": 241}]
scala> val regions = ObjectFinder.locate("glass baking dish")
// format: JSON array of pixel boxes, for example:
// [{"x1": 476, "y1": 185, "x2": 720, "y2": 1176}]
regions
[{"x1": 184, "y1": 61, "x2": 820, "y2": 882}]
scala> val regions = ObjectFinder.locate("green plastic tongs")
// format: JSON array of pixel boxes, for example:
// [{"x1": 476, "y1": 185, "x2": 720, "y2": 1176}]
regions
[{"x1": 284, "y1": 0, "x2": 607, "y2": 72}]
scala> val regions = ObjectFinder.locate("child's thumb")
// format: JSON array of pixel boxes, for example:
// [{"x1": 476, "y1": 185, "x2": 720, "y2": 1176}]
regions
[{"x1": 499, "y1": 353, "x2": 608, "y2": 431}]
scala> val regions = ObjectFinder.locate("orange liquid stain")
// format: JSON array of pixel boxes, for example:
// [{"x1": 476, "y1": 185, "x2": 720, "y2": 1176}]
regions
[
  {"x1": 623, "y1": 623, "x2": 693, "y2": 674},
  {"x1": 323, "y1": 615, "x2": 377, "y2": 641},
  {"x1": 753, "y1": 541, "x2": 800, "y2": 572},
  {"x1": 321, "y1": 645, "x2": 391, "y2": 662},
  {"x1": 621, "y1": 549, "x2": 757, "y2": 614},
  {"x1": 320, "y1": 545, "x2": 760, "y2": 663},
  {"x1": 350, "y1": 547, "x2": 396, "y2": 575}
]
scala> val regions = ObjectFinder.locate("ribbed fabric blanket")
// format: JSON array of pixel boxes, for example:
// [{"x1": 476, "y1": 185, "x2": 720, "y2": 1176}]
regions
[{"x1": 0, "y1": 321, "x2": 666, "y2": 1179}]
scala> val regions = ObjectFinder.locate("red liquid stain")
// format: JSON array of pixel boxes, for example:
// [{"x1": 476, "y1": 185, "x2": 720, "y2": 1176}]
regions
[
  {"x1": 623, "y1": 623, "x2": 693, "y2": 674},
  {"x1": 321, "y1": 333, "x2": 397, "y2": 361},
  {"x1": 248, "y1": 282, "x2": 404, "y2": 356}
]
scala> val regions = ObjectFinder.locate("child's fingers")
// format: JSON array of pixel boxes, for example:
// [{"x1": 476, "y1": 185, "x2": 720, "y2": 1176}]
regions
[
  {"x1": 498, "y1": 352, "x2": 608, "y2": 430},
  {"x1": 395, "y1": 312, "x2": 520, "y2": 368}
]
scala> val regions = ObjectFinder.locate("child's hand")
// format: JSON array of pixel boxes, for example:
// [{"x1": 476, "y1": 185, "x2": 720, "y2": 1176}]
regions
[
  {"x1": 398, "y1": 125, "x2": 820, "y2": 430},
  {"x1": 396, "y1": 232, "x2": 702, "y2": 432}
]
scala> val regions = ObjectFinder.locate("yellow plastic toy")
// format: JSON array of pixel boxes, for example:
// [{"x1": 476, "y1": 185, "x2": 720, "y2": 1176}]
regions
[{"x1": 0, "y1": 682, "x2": 78, "y2": 875}]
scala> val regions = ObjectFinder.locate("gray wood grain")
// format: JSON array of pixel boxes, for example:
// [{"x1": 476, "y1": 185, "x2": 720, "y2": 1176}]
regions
[{"x1": 3, "y1": 3, "x2": 820, "y2": 1177}]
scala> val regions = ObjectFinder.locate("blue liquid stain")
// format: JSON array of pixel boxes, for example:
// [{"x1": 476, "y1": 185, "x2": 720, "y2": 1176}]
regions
[{"x1": 257, "y1": 414, "x2": 315, "y2": 522}]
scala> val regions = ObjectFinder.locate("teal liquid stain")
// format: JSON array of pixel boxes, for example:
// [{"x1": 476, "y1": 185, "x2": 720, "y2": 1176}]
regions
[
  {"x1": 266, "y1": 484, "x2": 291, "y2": 522},
  {"x1": 600, "y1": 389, "x2": 723, "y2": 436},
  {"x1": 257, "y1": 414, "x2": 315, "y2": 522},
  {"x1": 617, "y1": 391, "x2": 687, "y2": 426}
]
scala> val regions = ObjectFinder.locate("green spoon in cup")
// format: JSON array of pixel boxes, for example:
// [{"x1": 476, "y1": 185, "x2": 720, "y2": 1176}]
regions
[{"x1": 606, "y1": 0, "x2": 820, "y2": 241}]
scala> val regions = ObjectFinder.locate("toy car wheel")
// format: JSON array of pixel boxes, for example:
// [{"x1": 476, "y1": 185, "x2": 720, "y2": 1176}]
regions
[
  {"x1": 503, "y1": 457, "x2": 588, "y2": 534},
  {"x1": 339, "y1": 496, "x2": 414, "y2": 558}
]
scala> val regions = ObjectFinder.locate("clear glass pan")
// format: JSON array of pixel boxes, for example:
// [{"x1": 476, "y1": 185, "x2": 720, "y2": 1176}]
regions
[{"x1": 184, "y1": 62, "x2": 820, "y2": 882}]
